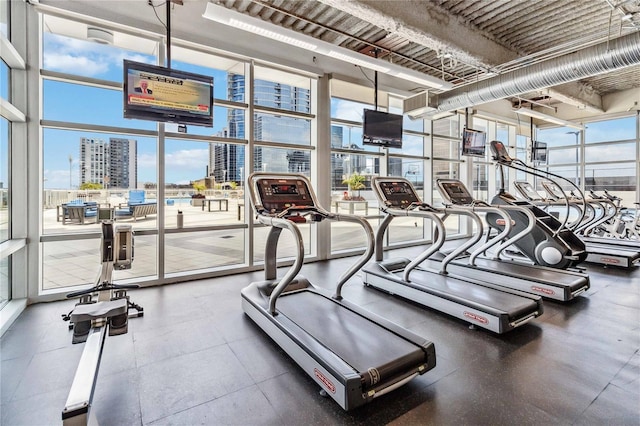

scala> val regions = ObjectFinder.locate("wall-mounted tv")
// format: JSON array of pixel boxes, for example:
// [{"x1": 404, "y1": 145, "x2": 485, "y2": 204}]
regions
[
  {"x1": 461, "y1": 128, "x2": 486, "y2": 157},
  {"x1": 532, "y1": 141, "x2": 548, "y2": 163},
  {"x1": 123, "y1": 60, "x2": 213, "y2": 127},
  {"x1": 362, "y1": 109, "x2": 403, "y2": 148}
]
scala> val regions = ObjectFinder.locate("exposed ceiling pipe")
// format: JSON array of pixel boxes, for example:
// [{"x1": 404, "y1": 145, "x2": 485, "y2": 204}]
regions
[{"x1": 429, "y1": 31, "x2": 640, "y2": 114}]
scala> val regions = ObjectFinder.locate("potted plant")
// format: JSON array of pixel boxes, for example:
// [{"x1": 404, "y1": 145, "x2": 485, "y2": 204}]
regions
[
  {"x1": 191, "y1": 182, "x2": 206, "y2": 206},
  {"x1": 342, "y1": 173, "x2": 366, "y2": 200}
]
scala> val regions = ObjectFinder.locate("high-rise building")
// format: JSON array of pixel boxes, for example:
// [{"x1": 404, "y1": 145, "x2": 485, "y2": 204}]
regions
[
  {"x1": 79, "y1": 137, "x2": 108, "y2": 187},
  {"x1": 79, "y1": 137, "x2": 137, "y2": 189},
  {"x1": 210, "y1": 74, "x2": 311, "y2": 182},
  {"x1": 108, "y1": 138, "x2": 137, "y2": 189}
]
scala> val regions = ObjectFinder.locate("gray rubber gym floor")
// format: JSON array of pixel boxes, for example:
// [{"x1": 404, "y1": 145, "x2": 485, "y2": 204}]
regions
[{"x1": 1, "y1": 247, "x2": 639, "y2": 425}]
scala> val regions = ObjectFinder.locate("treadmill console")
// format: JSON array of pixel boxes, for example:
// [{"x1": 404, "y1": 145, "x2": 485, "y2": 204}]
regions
[
  {"x1": 375, "y1": 179, "x2": 420, "y2": 209},
  {"x1": 490, "y1": 140, "x2": 513, "y2": 163},
  {"x1": 513, "y1": 181, "x2": 543, "y2": 201},
  {"x1": 255, "y1": 177, "x2": 314, "y2": 213},
  {"x1": 436, "y1": 179, "x2": 475, "y2": 205},
  {"x1": 541, "y1": 181, "x2": 563, "y2": 200}
]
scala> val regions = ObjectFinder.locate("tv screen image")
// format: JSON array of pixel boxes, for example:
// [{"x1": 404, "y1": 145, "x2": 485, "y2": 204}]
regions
[
  {"x1": 532, "y1": 141, "x2": 548, "y2": 163},
  {"x1": 362, "y1": 109, "x2": 403, "y2": 148},
  {"x1": 123, "y1": 60, "x2": 213, "y2": 127},
  {"x1": 461, "y1": 128, "x2": 486, "y2": 157}
]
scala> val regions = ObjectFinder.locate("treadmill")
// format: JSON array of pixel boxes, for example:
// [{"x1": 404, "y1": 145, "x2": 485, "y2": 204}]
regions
[
  {"x1": 241, "y1": 173, "x2": 436, "y2": 411},
  {"x1": 517, "y1": 180, "x2": 640, "y2": 268},
  {"x1": 436, "y1": 179, "x2": 589, "y2": 301},
  {"x1": 361, "y1": 177, "x2": 543, "y2": 334}
]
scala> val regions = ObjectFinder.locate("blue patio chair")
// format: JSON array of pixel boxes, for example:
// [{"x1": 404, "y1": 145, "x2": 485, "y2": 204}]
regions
[
  {"x1": 115, "y1": 190, "x2": 157, "y2": 221},
  {"x1": 128, "y1": 190, "x2": 146, "y2": 205},
  {"x1": 62, "y1": 200, "x2": 98, "y2": 224}
]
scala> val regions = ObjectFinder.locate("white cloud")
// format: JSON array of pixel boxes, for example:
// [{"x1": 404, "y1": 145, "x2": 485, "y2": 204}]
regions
[
  {"x1": 138, "y1": 152, "x2": 157, "y2": 169},
  {"x1": 165, "y1": 148, "x2": 209, "y2": 168},
  {"x1": 43, "y1": 33, "x2": 153, "y2": 78},
  {"x1": 333, "y1": 99, "x2": 366, "y2": 122},
  {"x1": 44, "y1": 53, "x2": 110, "y2": 76}
]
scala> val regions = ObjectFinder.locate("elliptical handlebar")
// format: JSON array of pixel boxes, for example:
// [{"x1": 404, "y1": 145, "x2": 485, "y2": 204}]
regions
[{"x1": 490, "y1": 142, "x2": 585, "y2": 234}]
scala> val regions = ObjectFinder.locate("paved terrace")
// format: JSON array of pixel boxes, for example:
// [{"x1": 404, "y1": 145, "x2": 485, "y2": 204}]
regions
[{"x1": 40, "y1": 192, "x2": 443, "y2": 293}]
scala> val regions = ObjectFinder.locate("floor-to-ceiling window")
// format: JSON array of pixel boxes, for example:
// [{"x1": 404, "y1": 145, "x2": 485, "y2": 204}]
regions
[
  {"x1": 432, "y1": 114, "x2": 464, "y2": 235},
  {"x1": 40, "y1": 15, "x2": 160, "y2": 290},
  {"x1": 36, "y1": 11, "x2": 322, "y2": 295},
  {"x1": 583, "y1": 116, "x2": 638, "y2": 206},
  {"x1": 0, "y1": 0, "x2": 16, "y2": 311},
  {"x1": 537, "y1": 115, "x2": 638, "y2": 209},
  {"x1": 387, "y1": 97, "x2": 429, "y2": 245},
  {"x1": 252, "y1": 65, "x2": 315, "y2": 261},
  {"x1": 329, "y1": 92, "x2": 382, "y2": 253},
  {"x1": 162, "y1": 47, "x2": 249, "y2": 277}
]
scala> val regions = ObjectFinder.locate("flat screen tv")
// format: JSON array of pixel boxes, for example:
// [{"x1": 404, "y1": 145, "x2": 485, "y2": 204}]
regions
[
  {"x1": 123, "y1": 60, "x2": 213, "y2": 127},
  {"x1": 532, "y1": 141, "x2": 548, "y2": 163},
  {"x1": 461, "y1": 128, "x2": 486, "y2": 157},
  {"x1": 362, "y1": 109, "x2": 403, "y2": 148}
]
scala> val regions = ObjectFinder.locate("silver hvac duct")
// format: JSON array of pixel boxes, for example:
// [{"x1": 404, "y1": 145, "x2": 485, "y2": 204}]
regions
[{"x1": 433, "y1": 31, "x2": 640, "y2": 113}]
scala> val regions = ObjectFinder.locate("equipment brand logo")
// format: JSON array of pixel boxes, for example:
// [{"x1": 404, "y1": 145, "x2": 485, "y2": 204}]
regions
[
  {"x1": 463, "y1": 311, "x2": 488, "y2": 324},
  {"x1": 314, "y1": 368, "x2": 336, "y2": 393},
  {"x1": 368, "y1": 368, "x2": 380, "y2": 385},
  {"x1": 531, "y1": 286, "x2": 555, "y2": 295},
  {"x1": 601, "y1": 257, "x2": 620, "y2": 264},
  {"x1": 495, "y1": 219, "x2": 516, "y2": 226}
]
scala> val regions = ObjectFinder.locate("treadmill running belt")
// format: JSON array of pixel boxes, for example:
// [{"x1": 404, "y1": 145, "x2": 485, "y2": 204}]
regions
[
  {"x1": 276, "y1": 291, "x2": 425, "y2": 376},
  {"x1": 466, "y1": 258, "x2": 587, "y2": 288}
]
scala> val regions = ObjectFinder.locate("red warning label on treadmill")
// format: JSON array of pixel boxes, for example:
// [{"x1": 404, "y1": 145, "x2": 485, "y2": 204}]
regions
[
  {"x1": 463, "y1": 311, "x2": 489, "y2": 324},
  {"x1": 532, "y1": 286, "x2": 555, "y2": 296},
  {"x1": 314, "y1": 368, "x2": 336, "y2": 393},
  {"x1": 601, "y1": 257, "x2": 620, "y2": 264}
]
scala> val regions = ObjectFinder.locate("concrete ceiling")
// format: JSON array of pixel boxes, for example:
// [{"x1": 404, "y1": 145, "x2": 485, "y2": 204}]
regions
[{"x1": 37, "y1": 0, "x2": 640, "y2": 119}]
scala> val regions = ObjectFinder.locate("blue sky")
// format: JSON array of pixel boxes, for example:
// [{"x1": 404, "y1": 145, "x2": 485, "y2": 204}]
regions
[{"x1": 42, "y1": 32, "x2": 233, "y2": 189}]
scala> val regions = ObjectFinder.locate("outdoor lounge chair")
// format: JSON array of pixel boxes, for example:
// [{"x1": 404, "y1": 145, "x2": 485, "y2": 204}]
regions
[
  {"x1": 115, "y1": 190, "x2": 157, "y2": 221},
  {"x1": 61, "y1": 200, "x2": 98, "y2": 225}
]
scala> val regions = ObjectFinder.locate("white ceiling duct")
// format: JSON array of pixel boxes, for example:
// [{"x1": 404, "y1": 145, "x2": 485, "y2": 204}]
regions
[{"x1": 421, "y1": 31, "x2": 640, "y2": 116}]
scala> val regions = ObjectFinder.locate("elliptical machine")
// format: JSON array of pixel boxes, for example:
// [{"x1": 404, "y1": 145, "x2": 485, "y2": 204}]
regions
[
  {"x1": 488, "y1": 141, "x2": 587, "y2": 269},
  {"x1": 61, "y1": 221, "x2": 143, "y2": 425}
]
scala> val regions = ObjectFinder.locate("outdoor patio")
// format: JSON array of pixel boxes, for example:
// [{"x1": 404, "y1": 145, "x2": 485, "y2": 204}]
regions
[{"x1": 41, "y1": 195, "x2": 415, "y2": 290}]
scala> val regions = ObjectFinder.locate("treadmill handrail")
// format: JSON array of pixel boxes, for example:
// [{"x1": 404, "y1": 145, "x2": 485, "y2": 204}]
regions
[
  {"x1": 459, "y1": 205, "x2": 512, "y2": 264},
  {"x1": 581, "y1": 197, "x2": 618, "y2": 235},
  {"x1": 257, "y1": 216, "x2": 305, "y2": 315},
  {"x1": 248, "y1": 172, "x2": 375, "y2": 311},
  {"x1": 398, "y1": 208, "x2": 447, "y2": 282},
  {"x1": 433, "y1": 178, "x2": 514, "y2": 268},
  {"x1": 376, "y1": 206, "x2": 447, "y2": 270},
  {"x1": 574, "y1": 199, "x2": 604, "y2": 233},
  {"x1": 489, "y1": 205, "x2": 537, "y2": 262},
  {"x1": 438, "y1": 207, "x2": 484, "y2": 274},
  {"x1": 333, "y1": 214, "x2": 375, "y2": 299}
]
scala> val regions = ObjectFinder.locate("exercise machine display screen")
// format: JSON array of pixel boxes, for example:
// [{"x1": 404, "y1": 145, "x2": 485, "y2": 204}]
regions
[
  {"x1": 514, "y1": 181, "x2": 543, "y2": 201},
  {"x1": 256, "y1": 178, "x2": 313, "y2": 212},
  {"x1": 270, "y1": 184, "x2": 299, "y2": 195},
  {"x1": 490, "y1": 140, "x2": 513, "y2": 163},
  {"x1": 377, "y1": 180, "x2": 420, "y2": 208},
  {"x1": 438, "y1": 180, "x2": 474, "y2": 205},
  {"x1": 541, "y1": 181, "x2": 563, "y2": 199}
]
